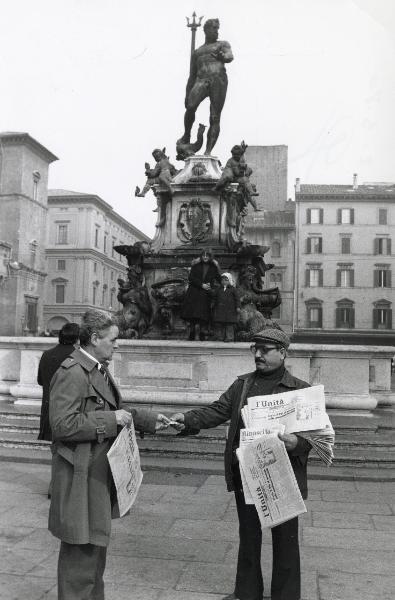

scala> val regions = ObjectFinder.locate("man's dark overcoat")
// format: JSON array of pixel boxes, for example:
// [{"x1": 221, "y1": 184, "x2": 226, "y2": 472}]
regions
[
  {"x1": 37, "y1": 343, "x2": 76, "y2": 441},
  {"x1": 184, "y1": 369, "x2": 311, "y2": 497},
  {"x1": 48, "y1": 348, "x2": 157, "y2": 547},
  {"x1": 181, "y1": 260, "x2": 221, "y2": 322}
]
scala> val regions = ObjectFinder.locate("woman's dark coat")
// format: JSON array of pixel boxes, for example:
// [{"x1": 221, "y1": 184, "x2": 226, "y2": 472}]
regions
[
  {"x1": 212, "y1": 286, "x2": 240, "y2": 324},
  {"x1": 181, "y1": 260, "x2": 221, "y2": 322}
]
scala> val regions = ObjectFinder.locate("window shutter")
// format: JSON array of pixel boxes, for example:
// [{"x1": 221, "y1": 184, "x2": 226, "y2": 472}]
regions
[
  {"x1": 350, "y1": 208, "x2": 355, "y2": 224},
  {"x1": 373, "y1": 309, "x2": 379, "y2": 328},
  {"x1": 318, "y1": 238, "x2": 323, "y2": 253},
  {"x1": 305, "y1": 270, "x2": 310, "y2": 287},
  {"x1": 350, "y1": 270, "x2": 355, "y2": 287},
  {"x1": 318, "y1": 307, "x2": 323, "y2": 328},
  {"x1": 387, "y1": 271, "x2": 392, "y2": 287},
  {"x1": 306, "y1": 238, "x2": 311, "y2": 253},
  {"x1": 337, "y1": 209, "x2": 341, "y2": 224},
  {"x1": 335, "y1": 307, "x2": 341, "y2": 328},
  {"x1": 336, "y1": 269, "x2": 341, "y2": 287},
  {"x1": 374, "y1": 238, "x2": 379, "y2": 255},
  {"x1": 319, "y1": 209, "x2": 324, "y2": 224},
  {"x1": 306, "y1": 209, "x2": 311, "y2": 224},
  {"x1": 318, "y1": 269, "x2": 323, "y2": 287},
  {"x1": 387, "y1": 309, "x2": 392, "y2": 329},
  {"x1": 350, "y1": 308, "x2": 355, "y2": 328},
  {"x1": 374, "y1": 270, "x2": 379, "y2": 287},
  {"x1": 387, "y1": 239, "x2": 392, "y2": 255}
]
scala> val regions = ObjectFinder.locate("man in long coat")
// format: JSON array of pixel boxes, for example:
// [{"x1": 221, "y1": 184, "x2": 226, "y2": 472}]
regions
[
  {"x1": 49, "y1": 310, "x2": 169, "y2": 600},
  {"x1": 37, "y1": 322, "x2": 80, "y2": 441},
  {"x1": 171, "y1": 328, "x2": 311, "y2": 600}
]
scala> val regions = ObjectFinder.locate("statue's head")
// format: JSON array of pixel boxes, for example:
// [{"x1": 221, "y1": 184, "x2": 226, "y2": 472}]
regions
[
  {"x1": 152, "y1": 148, "x2": 164, "y2": 161},
  {"x1": 231, "y1": 145, "x2": 243, "y2": 159},
  {"x1": 204, "y1": 18, "x2": 219, "y2": 42}
]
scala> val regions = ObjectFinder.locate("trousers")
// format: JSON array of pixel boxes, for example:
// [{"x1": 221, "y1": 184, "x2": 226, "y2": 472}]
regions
[
  {"x1": 58, "y1": 541, "x2": 107, "y2": 600},
  {"x1": 234, "y1": 489, "x2": 301, "y2": 600}
]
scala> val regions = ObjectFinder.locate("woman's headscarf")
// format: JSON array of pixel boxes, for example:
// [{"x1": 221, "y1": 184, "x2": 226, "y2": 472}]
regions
[{"x1": 220, "y1": 272, "x2": 235, "y2": 287}]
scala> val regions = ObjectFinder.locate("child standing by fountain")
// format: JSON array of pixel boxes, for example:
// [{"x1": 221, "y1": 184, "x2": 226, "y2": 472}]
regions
[{"x1": 212, "y1": 272, "x2": 240, "y2": 342}]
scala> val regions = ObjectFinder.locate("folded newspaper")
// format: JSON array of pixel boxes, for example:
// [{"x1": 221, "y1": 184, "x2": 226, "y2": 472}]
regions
[
  {"x1": 237, "y1": 432, "x2": 307, "y2": 528},
  {"x1": 107, "y1": 422, "x2": 143, "y2": 517},
  {"x1": 241, "y1": 384, "x2": 335, "y2": 466}
]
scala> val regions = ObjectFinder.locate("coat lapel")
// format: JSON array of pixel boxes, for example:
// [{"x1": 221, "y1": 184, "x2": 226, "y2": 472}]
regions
[{"x1": 91, "y1": 368, "x2": 118, "y2": 409}]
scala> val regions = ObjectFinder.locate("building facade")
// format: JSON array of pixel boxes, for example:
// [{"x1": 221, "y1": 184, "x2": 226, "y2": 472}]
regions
[
  {"x1": 244, "y1": 145, "x2": 288, "y2": 211},
  {"x1": 295, "y1": 178, "x2": 395, "y2": 341},
  {"x1": 44, "y1": 190, "x2": 150, "y2": 333},
  {"x1": 0, "y1": 132, "x2": 57, "y2": 335}
]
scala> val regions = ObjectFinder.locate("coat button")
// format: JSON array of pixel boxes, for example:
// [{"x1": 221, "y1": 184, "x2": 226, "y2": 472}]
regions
[{"x1": 97, "y1": 398, "x2": 104, "y2": 405}]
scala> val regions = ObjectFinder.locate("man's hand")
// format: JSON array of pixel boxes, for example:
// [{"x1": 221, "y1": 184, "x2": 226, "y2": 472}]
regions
[
  {"x1": 169, "y1": 413, "x2": 185, "y2": 431},
  {"x1": 278, "y1": 432, "x2": 298, "y2": 451},
  {"x1": 155, "y1": 414, "x2": 173, "y2": 431},
  {"x1": 202, "y1": 283, "x2": 210, "y2": 290},
  {"x1": 115, "y1": 409, "x2": 133, "y2": 428}
]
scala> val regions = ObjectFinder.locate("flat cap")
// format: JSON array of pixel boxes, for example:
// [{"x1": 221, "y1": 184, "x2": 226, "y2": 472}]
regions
[{"x1": 252, "y1": 328, "x2": 291, "y2": 349}]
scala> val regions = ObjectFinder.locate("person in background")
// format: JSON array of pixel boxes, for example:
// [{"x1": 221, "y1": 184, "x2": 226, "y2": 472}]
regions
[
  {"x1": 181, "y1": 249, "x2": 221, "y2": 341},
  {"x1": 37, "y1": 322, "x2": 80, "y2": 442},
  {"x1": 212, "y1": 272, "x2": 240, "y2": 342}
]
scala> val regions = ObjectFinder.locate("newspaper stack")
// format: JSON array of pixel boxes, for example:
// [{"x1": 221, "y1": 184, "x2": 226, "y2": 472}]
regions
[{"x1": 241, "y1": 384, "x2": 335, "y2": 466}]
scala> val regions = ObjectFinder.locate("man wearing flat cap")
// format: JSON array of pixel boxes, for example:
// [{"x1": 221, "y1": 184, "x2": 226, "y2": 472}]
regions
[{"x1": 171, "y1": 328, "x2": 311, "y2": 600}]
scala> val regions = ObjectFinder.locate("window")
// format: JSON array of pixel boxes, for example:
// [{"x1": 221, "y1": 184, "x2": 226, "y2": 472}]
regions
[
  {"x1": 32, "y1": 171, "x2": 40, "y2": 202},
  {"x1": 374, "y1": 238, "x2": 391, "y2": 255},
  {"x1": 93, "y1": 285, "x2": 97, "y2": 305},
  {"x1": 306, "y1": 237, "x2": 322, "y2": 254},
  {"x1": 25, "y1": 299, "x2": 38, "y2": 332},
  {"x1": 57, "y1": 224, "x2": 68, "y2": 244},
  {"x1": 337, "y1": 208, "x2": 354, "y2": 224},
  {"x1": 119, "y1": 241, "x2": 124, "y2": 261},
  {"x1": 112, "y1": 238, "x2": 116, "y2": 257},
  {"x1": 102, "y1": 287, "x2": 106, "y2": 305},
  {"x1": 29, "y1": 240, "x2": 37, "y2": 268},
  {"x1": 110, "y1": 290, "x2": 114, "y2": 308},
  {"x1": 111, "y1": 270, "x2": 114, "y2": 281},
  {"x1": 374, "y1": 267, "x2": 392, "y2": 288},
  {"x1": 307, "y1": 208, "x2": 323, "y2": 224},
  {"x1": 305, "y1": 265, "x2": 323, "y2": 287},
  {"x1": 305, "y1": 299, "x2": 323, "y2": 327},
  {"x1": 373, "y1": 302, "x2": 392, "y2": 329},
  {"x1": 271, "y1": 241, "x2": 281, "y2": 257},
  {"x1": 95, "y1": 227, "x2": 100, "y2": 248},
  {"x1": 379, "y1": 209, "x2": 387, "y2": 225},
  {"x1": 93, "y1": 262, "x2": 97, "y2": 273},
  {"x1": 269, "y1": 272, "x2": 283, "y2": 288},
  {"x1": 57, "y1": 259, "x2": 66, "y2": 271},
  {"x1": 341, "y1": 237, "x2": 351, "y2": 254},
  {"x1": 55, "y1": 284, "x2": 65, "y2": 304},
  {"x1": 104, "y1": 235, "x2": 107, "y2": 254},
  {"x1": 336, "y1": 300, "x2": 355, "y2": 329},
  {"x1": 336, "y1": 266, "x2": 354, "y2": 288}
]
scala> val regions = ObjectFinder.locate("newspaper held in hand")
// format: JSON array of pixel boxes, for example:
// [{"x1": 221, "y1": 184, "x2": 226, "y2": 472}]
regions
[
  {"x1": 237, "y1": 434, "x2": 307, "y2": 528},
  {"x1": 107, "y1": 422, "x2": 143, "y2": 517},
  {"x1": 239, "y1": 425, "x2": 285, "y2": 504}
]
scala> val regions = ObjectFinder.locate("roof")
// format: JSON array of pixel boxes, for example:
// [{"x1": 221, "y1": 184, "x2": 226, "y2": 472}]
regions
[
  {"x1": 298, "y1": 184, "x2": 395, "y2": 197},
  {"x1": 0, "y1": 132, "x2": 58, "y2": 163},
  {"x1": 48, "y1": 189, "x2": 150, "y2": 241}
]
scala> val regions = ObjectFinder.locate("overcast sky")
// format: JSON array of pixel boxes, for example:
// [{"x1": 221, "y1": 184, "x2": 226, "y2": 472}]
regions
[{"x1": 1, "y1": 0, "x2": 395, "y2": 237}]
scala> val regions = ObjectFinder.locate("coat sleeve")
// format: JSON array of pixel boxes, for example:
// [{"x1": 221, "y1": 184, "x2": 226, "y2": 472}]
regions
[
  {"x1": 37, "y1": 356, "x2": 44, "y2": 386},
  {"x1": 184, "y1": 379, "x2": 240, "y2": 431},
  {"x1": 49, "y1": 366, "x2": 118, "y2": 443},
  {"x1": 130, "y1": 408, "x2": 157, "y2": 435},
  {"x1": 188, "y1": 265, "x2": 203, "y2": 289}
]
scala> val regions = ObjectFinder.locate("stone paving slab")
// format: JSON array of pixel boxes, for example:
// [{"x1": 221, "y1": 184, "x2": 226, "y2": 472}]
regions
[
  {"x1": 305, "y1": 499, "x2": 392, "y2": 514},
  {"x1": 104, "y1": 555, "x2": 185, "y2": 589},
  {"x1": 311, "y1": 511, "x2": 374, "y2": 529},
  {"x1": 318, "y1": 571, "x2": 395, "y2": 600},
  {"x1": 371, "y1": 514, "x2": 395, "y2": 531},
  {"x1": 0, "y1": 573, "x2": 55, "y2": 600},
  {"x1": 167, "y1": 518, "x2": 239, "y2": 542},
  {"x1": 302, "y1": 526, "x2": 395, "y2": 551},
  {"x1": 108, "y1": 533, "x2": 231, "y2": 563},
  {"x1": 301, "y1": 546, "x2": 395, "y2": 576}
]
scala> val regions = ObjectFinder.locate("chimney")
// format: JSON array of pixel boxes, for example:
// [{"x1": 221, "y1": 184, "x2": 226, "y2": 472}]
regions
[
  {"x1": 353, "y1": 173, "x2": 358, "y2": 190},
  {"x1": 295, "y1": 178, "x2": 301, "y2": 193}
]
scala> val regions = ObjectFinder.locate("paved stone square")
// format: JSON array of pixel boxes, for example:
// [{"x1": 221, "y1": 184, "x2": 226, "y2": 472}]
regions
[{"x1": 0, "y1": 463, "x2": 394, "y2": 600}]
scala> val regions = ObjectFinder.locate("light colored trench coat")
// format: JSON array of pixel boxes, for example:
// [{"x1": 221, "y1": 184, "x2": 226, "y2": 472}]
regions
[{"x1": 48, "y1": 348, "x2": 157, "y2": 547}]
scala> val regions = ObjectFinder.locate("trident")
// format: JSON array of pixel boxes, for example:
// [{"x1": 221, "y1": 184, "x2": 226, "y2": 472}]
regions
[{"x1": 186, "y1": 11, "x2": 203, "y2": 72}]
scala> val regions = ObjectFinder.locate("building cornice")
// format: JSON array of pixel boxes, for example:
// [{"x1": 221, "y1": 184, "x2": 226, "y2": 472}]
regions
[
  {"x1": 0, "y1": 193, "x2": 48, "y2": 211},
  {"x1": 48, "y1": 194, "x2": 150, "y2": 241},
  {"x1": 45, "y1": 247, "x2": 128, "y2": 268},
  {"x1": 296, "y1": 194, "x2": 395, "y2": 203},
  {"x1": 0, "y1": 132, "x2": 58, "y2": 163}
]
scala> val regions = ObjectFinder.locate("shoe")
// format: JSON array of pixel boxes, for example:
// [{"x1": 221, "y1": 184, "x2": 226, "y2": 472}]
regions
[{"x1": 221, "y1": 594, "x2": 239, "y2": 600}]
